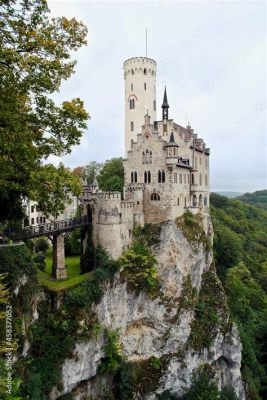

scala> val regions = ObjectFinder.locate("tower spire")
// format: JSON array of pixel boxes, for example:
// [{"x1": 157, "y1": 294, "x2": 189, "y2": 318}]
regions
[{"x1": 162, "y1": 86, "x2": 169, "y2": 121}]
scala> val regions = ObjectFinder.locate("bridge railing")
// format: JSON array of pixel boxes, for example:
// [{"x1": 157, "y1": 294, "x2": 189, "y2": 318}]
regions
[{"x1": 11, "y1": 215, "x2": 91, "y2": 240}]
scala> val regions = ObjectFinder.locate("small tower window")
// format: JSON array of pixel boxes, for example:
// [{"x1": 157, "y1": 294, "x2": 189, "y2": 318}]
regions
[
  {"x1": 148, "y1": 171, "x2": 151, "y2": 183},
  {"x1": 134, "y1": 171, "x2": 137, "y2": 183},
  {"x1": 158, "y1": 170, "x2": 161, "y2": 183},
  {"x1": 144, "y1": 68, "x2": 147, "y2": 75},
  {"x1": 144, "y1": 82, "x2": 146, "y2": 90},
  {"x1": 131, "y1": 83, "x2": 133, "y2": 91},
  {"x1": 151, "y1": 193, "x2": 160, "y2": 201},
  {"x1": 130, "y1": 121, "x2": 134, "y2": 131},
  {"x1": 144, "y1": 171, "x2": 147, "y2": 183},
  {"x1": 162, "y1": 170, "x2": 165, "y2": 183},
  {"x1": 131, "y1": 69, "x2": 134, "y2": 75}
]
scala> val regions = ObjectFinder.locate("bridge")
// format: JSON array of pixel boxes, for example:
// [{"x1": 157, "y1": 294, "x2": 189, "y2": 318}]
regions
[{"x1": 8, "y1": 216, "x2": 92, "y2": 281}]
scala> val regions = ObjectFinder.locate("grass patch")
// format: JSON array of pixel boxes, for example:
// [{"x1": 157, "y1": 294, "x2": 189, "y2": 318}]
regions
[{"x1": 37, "y1": 249, "x2": 91, "y2": 293}]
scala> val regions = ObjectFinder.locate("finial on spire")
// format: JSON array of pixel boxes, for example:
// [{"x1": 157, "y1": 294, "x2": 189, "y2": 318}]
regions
[{"x1": 162, "y1": 86, "x2": 169, "y2": 121}]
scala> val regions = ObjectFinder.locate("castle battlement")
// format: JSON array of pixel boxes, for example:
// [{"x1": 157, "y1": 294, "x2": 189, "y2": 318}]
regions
[{"x1": 96, "y1": 192, "x2": 121, "y2": 200}]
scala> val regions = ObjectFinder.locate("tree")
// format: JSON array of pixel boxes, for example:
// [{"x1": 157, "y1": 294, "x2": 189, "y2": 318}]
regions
[
  {"x1": 97, "y1": 158, "x2": 124, "y2": 192},
  {"x1": 0, "y1": 0, "x2": 89, "y2": 222},
  {"x1": 84, "y1": 161, "x2": 102, "y2": 184}
]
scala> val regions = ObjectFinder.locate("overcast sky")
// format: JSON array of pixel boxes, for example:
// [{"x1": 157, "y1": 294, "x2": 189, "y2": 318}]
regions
[{"x1": 47, "y1": 0, "x2": 266, "y2": 192}]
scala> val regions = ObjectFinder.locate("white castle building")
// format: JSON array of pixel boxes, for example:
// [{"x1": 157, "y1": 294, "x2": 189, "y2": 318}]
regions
[{"x1": 80, "y1": 56, "x2": 210, "y2": 259}]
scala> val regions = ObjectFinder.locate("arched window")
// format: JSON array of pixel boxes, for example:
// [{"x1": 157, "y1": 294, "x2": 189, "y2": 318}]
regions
[
  {"x1": 144, "y1": 82, "x2": 146, "y2": 90},
  {"x1": 145, "y1": 148, "x2": 149, "y2": 163},
  {"x1": 131, "y1": 83, "x2": 133, "y2": 91},
  {"x1": 199, "y1": 194, "x2": 203, "y2": 207},
  {"x1": 199, "y1": 173, "x2": 202, "y2": 186},
  {"x1": 148, "y1": 171, "x2": 151, "y2": 183},
  {"x1": 162, "y1": 170, "x2": 165, "y2": 183},
  {"x1": 158, "y1": 170, "x2": 161, "y2": 183},
  {"x1": 130, "y1": 121, "x2": 134, "y2": 131},
  {"x1": 151, "y1": 193, "x2": 160, "y2": 201},
  {"x1": 150, "y1": 151, "x2": 152, "y2": 163},
  {"x1": 144, "y1": 171, "x2": 147, "y2": 183},
  {"x1": 193, "y1": 194, "x2": 197, "y2": 207},
  {"x1": 204, "y1": 196, "x2": 208, "y2": 206},
  {"x1": 144, "y1": 68, "x2": 147, "y2": 75},
  {"x1": 131, "y1": 69, "x2": 134, "y2": 75},
  {"x1": 191, "y1": 174, "x2": 194, "y2": 184},
  {"x1": 129, "y1": 99, "x2": 135, "y2": 109},
  {"x1": 142, "y1": 151, "x2": 145, "y2": 164},
  {"x1": 177, "y1": 197, "x2": 180, "y2": 206},
  {"x1": 131, "y1": 172, "x2": 133, "y2": 183},
  {"x1": 134, "y1": 171, "x2": 137, "y2": 183}
]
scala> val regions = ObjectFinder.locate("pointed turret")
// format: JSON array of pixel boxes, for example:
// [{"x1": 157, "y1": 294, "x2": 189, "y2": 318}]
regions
[
  {"x1": 162, "y1": 86, "x2": 169, "y2": 121},
  {"x1": 165, "y1": 129, "x2": 179, "y2": 166}
]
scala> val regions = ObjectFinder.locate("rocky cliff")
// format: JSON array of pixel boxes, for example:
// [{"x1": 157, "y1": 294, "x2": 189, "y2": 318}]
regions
[{"x1": 50, "y1": 215, "x2": 246, "y2": 400}]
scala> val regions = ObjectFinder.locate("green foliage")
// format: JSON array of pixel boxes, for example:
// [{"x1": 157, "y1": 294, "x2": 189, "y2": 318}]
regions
[
  {"x1": 57, "y1": 394, "x2": 75, "y2": 400},
  {"x1": 219, "y1": 386, "x2": 239, "y2": 400},
  {"x1": 99, "y1": 329, "x2": 123, "y2": 374},
  {"x1": 133, "y1": 223, "x2": 162, "y2": 247},
  {"x1": 180, "y1": 365, "x2": 220, "y2": 400},
  {"x1": 84, "y1": 161, "x2": 102, "y2": 184},
  {"x1": 175, "y1": 211, "x2": 211, "y2": 252},
  {"x1": 238, "y1": 190, "x2": 267, "y2": 211},
  {"x1": 120, "y1": 241, "x2": 160, "y2": 298},
  {"x1": 211, "y1": 193, "x2": 267, "y2": 398},
  {"x1": 0, "y1": 244, "x2": 34, "y2": 287},
  {"x1": 97, "y1": 158, "x2": 124, "y2": 193},
  {"x1": 34, "y1": 237, "x2": 49, "y2": 253},
  {"x1": 65, "y1": 228, "x2": 81, "y2": 256},
  {"x1": 189, "y1": 272, "x2": 228, "y2": 350},
  {"x1": 33, "y1": 253, "x2": 46, "y2": 272},
  {"x1": 0, "y1": 0, "x2": 89, "y2": 221}
]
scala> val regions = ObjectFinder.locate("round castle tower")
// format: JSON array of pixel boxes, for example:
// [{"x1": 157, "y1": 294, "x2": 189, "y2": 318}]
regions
[{"x1": 124, "y1": 57, "x2": 157, "y2": 155}]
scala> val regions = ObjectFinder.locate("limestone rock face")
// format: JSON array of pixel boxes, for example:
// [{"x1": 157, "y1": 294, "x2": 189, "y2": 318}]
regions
[{"x1": 55, "y1": 218, "x2": 246, "y2": 400}]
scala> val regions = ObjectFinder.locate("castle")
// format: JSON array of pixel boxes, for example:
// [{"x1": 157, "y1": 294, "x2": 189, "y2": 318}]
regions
[{"x1": 80, "y1": 56, "x2": 210, "y2": 259}]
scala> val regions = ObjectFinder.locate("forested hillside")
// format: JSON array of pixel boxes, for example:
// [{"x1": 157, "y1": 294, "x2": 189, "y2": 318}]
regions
[
  {"x1": 237, "y1": 190, "x2": 267, "y2": 210},
  {"x1": 210, "y1": 193, "x2": 267, "y2": 400}
]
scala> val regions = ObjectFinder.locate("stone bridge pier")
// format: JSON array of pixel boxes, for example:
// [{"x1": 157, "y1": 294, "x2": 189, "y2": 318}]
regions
[{"x1": 52, "y1": 233, "x2": 67, "y2": 280}]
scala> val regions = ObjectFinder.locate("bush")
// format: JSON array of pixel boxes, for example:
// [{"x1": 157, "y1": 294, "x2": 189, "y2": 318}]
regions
[
  {"x1": 120, "y1": 241, "x2": 160, "y2": 298},
  {"x1": 34, "y1": 237, "x2": 49, "y2": 253},
  {"x1": 0, "y1": 243, "x2": 34, "y2": 286},
  {"x1": 33, "y1": 253, "x2": 46, "y2": 272},
  {"x1": 180, "y1": 365, "x2": 220, "y2": 400},
  {"x1": 99, "y1": 329, "x2": 123, "y2": 374}
]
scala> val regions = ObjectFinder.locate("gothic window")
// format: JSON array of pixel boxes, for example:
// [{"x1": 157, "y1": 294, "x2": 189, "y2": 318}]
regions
[
  {"x1": 177, "y1": 197, "x2": 180, "y2": 206},
  {"x1": 144, "y1": 82, "x2": 146, "y2": 90},
  {"x1": 179, "y1": 174, "x2": 182, "y2": 184},
  {"x1": 199, "y1": 194, "x2": 203, "y2": 207},
  {"x1": 162, "y1": 170, "x2": 165, "y2": 183},
  {"x1": 142, "y1": 151, "x2": 145, "y2": 164},
  {"x1": 193, "y1": 194, "x2": 197, "y2": 207},
  {"x1": 174, "y1": 173, "x2": 177, "y2": 183},
  {"x1": 199, "y1": 173, "x2": 202, "y2": 185},
  {"x1": 205, "y1": 174, "x2": 208, "y2": 186},
  {"x1": 158, "y1": 170, "x2": 161, "y2": 183},
  {"x1": 151, "y1": 193, "x2": 160, "y2": 201},
  {"x1": 144, "y1": 171, "x2": 147, "y2": 183},
  {"x1": 134, "y1": 171, "x2": 137, "y2": 183},
  {"x1": 148, "y1": 171, "x2": 151, "y2": 183},
  {"x1": 131, "y1": 69, "x2": 134, "y2": 75},
  {"x1": 191, "y1": 174, "x2": 194, "y2": 184},
  {"x1": 150, "y1": 151, "x2": 152, "y2": 163},
  {"x1": 130, "y1": 121, "x2": 134, "y2": 131},
  {"x1": 144, "y1": 68, "x2": 147, "y2": 75},
  {"x1": 146, "y1": 149, "x2": 149, "y2": 163},
  {"x1": 131, "y1": 172, "x2": 134, "y2": 183},
  {"x1": 129, "y1": 99, "x2": 135, "y2": 109},
  {"x1": 131, "y1": 83, "x2": 133, "y2": 91},
  {"x1": 153, "y1": 100, "x2": 156, "y2": 111}
]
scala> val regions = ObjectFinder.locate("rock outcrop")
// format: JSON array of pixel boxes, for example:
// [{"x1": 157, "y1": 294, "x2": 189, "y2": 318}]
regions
[{"x1": 52, "y1": 217, "x2": 246, "y2": 399}]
